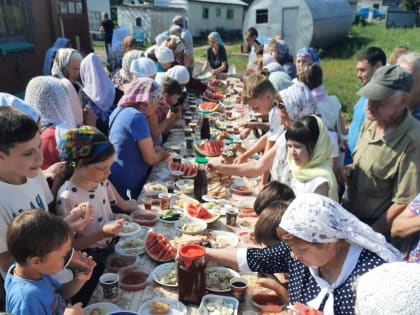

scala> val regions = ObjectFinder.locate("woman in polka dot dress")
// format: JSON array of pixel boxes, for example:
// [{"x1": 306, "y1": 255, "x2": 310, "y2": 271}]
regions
[
  {"x1": 55, "y1": 126, "x2": 139, "y2": 305},
  {"x1": 206, "y1": 194, "x2": 401, "y2": 315}
]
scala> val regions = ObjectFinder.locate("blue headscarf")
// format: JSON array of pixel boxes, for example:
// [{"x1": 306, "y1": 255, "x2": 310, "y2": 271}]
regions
[
  {"x1": 0, "y1": 92, "x2": 40, "y2": 122},
  {"x1": 209, "y1": 32, "x2": 224, "y2": 46},
  {"x1": 296, "y1": 47, "x2": 320, "y2": 64}
]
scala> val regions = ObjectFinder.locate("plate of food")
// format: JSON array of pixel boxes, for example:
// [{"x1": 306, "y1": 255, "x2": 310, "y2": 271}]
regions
[
  {"x1": 159, "y1": 208, "x2": 183, "y2": 223},
  {"x1": 237, "y1": 217, "x2": 258, "y2": 231},
  {"x1": 184, "y1": 201, "x2": 220, "y2": 224},
  {"x1": 206, "y1": 267, "x2": 240, "y2": 292},
  {"x1": 231, "y1": 184, "x2": 254, "y2": 196},
  {"x1": 208, "y1": 230, "x2": 239, "y2": 248},
  {"x1": 199, "y1": 294, "x2": 239, "y2": 315},
  {"x1": 201, "y1": 199, "x2": 234, "y2": 216},
  {"x1": 115, "y1": 237, "x2": 145, "y2": 256},
  {"x1": 138, "y1": 298, "x2": 187, "y2": 315},
  {"x1": 119, "y1": 221, "x2": 142, "y2": 237},
  {"x1": 197, "y1": 71, "x2": 212, "y2": 80},
  {"x1": 152, "y1": 262, "x2": 178, "y2": 287},
  {"x1": 175, "y1": 179, "x2": 194, "y2": 194},
  {"x1": 175, "y1": 217, "x2": 207, "y2": 235},
  {"x1": 84, "y1": 302, "x2": 120, "y2": 315}
]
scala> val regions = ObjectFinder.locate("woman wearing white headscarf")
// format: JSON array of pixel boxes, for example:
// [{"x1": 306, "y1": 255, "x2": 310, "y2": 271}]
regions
[
  {"x1": 206, "y1": 194, "x2": 401, "y2": 315},
  {"x1": 355, "y1": 262, "x2": 420, "y2": 315},
  {"x1": 80, "y1": 53, "x2": 122, "y2": 134},
  {"x1": 24, "y1": 76, "x2": 77, "y2": 170},
  {"x1": 111, "y1": 49, "x2": 145, "y2": 89}
]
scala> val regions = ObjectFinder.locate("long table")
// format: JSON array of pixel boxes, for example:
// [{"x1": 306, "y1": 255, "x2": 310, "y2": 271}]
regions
[{"x1": 88, "y1": 89, "x2": 282, "y2": 314}]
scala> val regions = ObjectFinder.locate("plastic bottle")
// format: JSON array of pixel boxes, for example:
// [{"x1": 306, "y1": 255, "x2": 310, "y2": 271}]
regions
[
  {"x1": 194, "y1": 157, "x2": 208, "y2": 202},
  {"x1": 200, "y1": 110, "x2": 211, "y2": 140}
]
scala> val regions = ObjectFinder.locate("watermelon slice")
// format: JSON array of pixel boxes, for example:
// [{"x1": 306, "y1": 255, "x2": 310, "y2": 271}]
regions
[
  {"x1": 199, "y1": 102, "x2": 220, "y2": 112},
  {"x1": 193, "y1": 140, "x2": 224, "y2": 157},
  {"x1": 144, "y1": 230, "x2": 176, "y2": 262},
  {"x1": 184, "y1": 201, "x2": 219, "y2": 223}
]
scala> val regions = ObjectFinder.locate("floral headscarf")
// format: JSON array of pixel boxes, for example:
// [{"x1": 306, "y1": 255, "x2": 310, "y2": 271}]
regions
[
  {"x1": 296, "y1": 47, "x2": 320, "y2": 64},
  {"x1": 287, "y1": 115, "x2": 338, "y2": 201},
  {"x1": 279, "y1": 193, "x2": 401, "y2": 262},
  {"x1": 355, "y1": 262, "x2": 420, "y2": 315},
  {"x1": 118, "y1": 77, "x2": 162, "y2": 110},
  {"x1": 51, "y1": 48, "x2": 82, "y2": 79},
  {"x1": 280, "y1": 194, "x2": 401, "y2": 315},
  {"x1": 80, "y1": 53, "x2": 115, "y2": 112},
  {"x1": 120, "y1": 50, "x2": 144, "y2": 81},
  {"x1": 279, "y1": 81, "x2": 318, "y2": 121},
  {"x1": 59, "y1": 125, "x2": 112, "y2": 167},
  {"x1": 209, "y1": 32, "x2": 224, "y2": 46},
  {"x1": 24, "y1": 76, "x2": 76, "y2": 129},
  {"x1": 0, "y1": 92, "x2": 40, "y2": 122}
]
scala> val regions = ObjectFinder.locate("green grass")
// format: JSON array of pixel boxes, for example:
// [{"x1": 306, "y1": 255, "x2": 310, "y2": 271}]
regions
[{"x1": 194, "y1": 21, "x2": 420, "y2": 121}]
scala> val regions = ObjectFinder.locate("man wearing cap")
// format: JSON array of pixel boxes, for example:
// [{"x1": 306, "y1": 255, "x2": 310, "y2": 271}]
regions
[{"x1": 343, "y1": 65, "x2": 420, "y2": 237}]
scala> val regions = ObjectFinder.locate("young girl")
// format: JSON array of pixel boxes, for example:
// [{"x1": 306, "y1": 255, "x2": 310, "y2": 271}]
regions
[
  {"x1": 55, "y1": 126, "x2": 138, "y2": 305},
  {"x1": 285, "y1": 115, "x2": 338, "y2": 201}
]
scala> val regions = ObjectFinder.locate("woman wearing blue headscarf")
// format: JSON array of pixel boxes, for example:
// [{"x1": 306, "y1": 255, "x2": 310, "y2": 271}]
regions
[{"x1": 201, "y1": 32, "x2": 229, "y2": 74}]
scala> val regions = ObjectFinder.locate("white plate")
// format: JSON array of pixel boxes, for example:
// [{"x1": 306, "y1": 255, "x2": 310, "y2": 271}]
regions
[
  {"x1": 115, "y1": 237, "x2": 145, "y2": 256},
  {"x1": 197, "y1": 71, "x2": 212, "y2": 80},
  {"x1": 209, "y1": 230, "x2": 239, "y2": 248},
  {"x1": 175, "y1": 217, "x2": 207, "y2": 235},
  {"x1": 175, "y1": 179, "x2": 194, "y2": 194},
  {"x1": 138, "y1": 297, "x2": 187, "y2": 315},
  {"x1": 202, "y1": 199, "x2": 237, "y2": 216},
  {"x1": 143, "y1": 182, "x2": 168, "y2": 194},
  {"x1": 199, "y1": 294, "x2": 239, "y2": 315},
  {"x1": 84, "y1": 302, "x2": 120, "y2": 315},
  {"x1": 152, "y1": 262, "x2": 178, "y2": 287},
  {"x1": 119, "y1": 221, "x2": 142, "y2": 237},
  {"x1": 206, "y1": 267, "x2": 240, "y2": 292}
]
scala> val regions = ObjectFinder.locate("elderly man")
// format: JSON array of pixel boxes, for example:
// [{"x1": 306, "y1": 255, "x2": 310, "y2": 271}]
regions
[
  {"x1": 344, "y1": 65, "x2": 420, "y2": 236},
  {"x1": 398, "y1": 52, "x2": 420, "y2": 120}
]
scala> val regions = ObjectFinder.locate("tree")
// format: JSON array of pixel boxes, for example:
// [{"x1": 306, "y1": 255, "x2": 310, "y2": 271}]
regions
[{"x1": 400, "y1": 0, "x2": 420, "y2": 11}]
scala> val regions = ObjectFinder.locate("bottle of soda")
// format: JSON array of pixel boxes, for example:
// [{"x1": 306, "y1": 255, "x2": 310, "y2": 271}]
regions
[
  {"x1": 194, "y1": 157, "x2": 208, "y2": 202},
  {"x1": 200, "y1": 110, "x2": 211, "y2": 140}
]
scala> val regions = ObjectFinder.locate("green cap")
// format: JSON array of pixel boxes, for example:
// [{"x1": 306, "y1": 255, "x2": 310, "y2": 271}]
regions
[
  {"x1": 201, "y1": 110, "x2": 212, "y2": 115},
  {"x1": 357, "y1": 65, "x2": 413, "y2": 101},
  {"x1": 195, "y1": 157, "x2": 208, "y2": 164}
]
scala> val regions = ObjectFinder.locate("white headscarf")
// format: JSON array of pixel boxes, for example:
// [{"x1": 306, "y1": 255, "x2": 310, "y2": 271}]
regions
[
  {"x1": 167, "y1": 65, "x2": 190, "y2": 84},
  {"x1": 0, "y1": 92, "x2": 40, "y2": 122},
  {"x1": 24, "y1": 76, "x2": 76, "y2": 129},
  {"x1": 130, "y1": 57, "x2": 157, "y2": 79},
  {"x1": 355, "y1": 262, "x2": 420, "y2": 315},
  {"x1": 279, "y1": 81, "x2": 318, "y2": 120},
  {"x1": 80, "y1": 53, "x2": 115, "y2": 112},
  {"x1": 280, "y1": 194, "x2": 402, "y2": 315},
  {"x1": 60, "y1": 78, "x2": 84, "y2": 126}
]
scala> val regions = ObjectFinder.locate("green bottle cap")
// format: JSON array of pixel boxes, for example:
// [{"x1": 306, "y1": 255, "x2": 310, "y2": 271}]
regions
[
  {"x1": 202, "y1": 110, "x2": 212, "y2": 115},
  {"x1": 195, "y1": 157, "x2": 208, "y2": 164}
]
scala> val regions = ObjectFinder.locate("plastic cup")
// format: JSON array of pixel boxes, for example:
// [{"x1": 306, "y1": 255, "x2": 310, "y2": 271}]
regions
[
  {"x1": 184, "y1": 127, "x2": 193, "y2": 137},
  {"x1": 185, "y1": 137, "x2": 194, "y2": 150},
  {"x1": 99, "y1": 272, "x2": 119, "y2": 301},
  {"x1": 159, "y1": 193, "x2": 171, "y2": 210},
  {"x1": 225, "y1": 209, "x2": 238, "y2": 227},
  {"x1": 143, "y1": 197, "x2": 153, "y2": 211},
  {"x1": 63, "y1": 248, "x2": 95, "y2": 273},
  {"x1": 185, "y1": 116, "x2": 192, "y2": 125},
  {"x1": 166, "y1": 181, "x2": 175, "y2": 193},
  {"x1": 230, "y1": 277, "x2": 248, "y2": 301}
]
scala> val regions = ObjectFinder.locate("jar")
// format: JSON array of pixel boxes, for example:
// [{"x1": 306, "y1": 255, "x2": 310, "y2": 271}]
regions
[{"x1": 178, "y1": 244, "x2": 206, "y2": 304}]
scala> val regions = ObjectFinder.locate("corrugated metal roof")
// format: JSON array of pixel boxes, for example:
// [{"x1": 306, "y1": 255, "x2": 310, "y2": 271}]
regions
[{"x1": 189, "y1": 0, "x2": 248, "y2": 6}]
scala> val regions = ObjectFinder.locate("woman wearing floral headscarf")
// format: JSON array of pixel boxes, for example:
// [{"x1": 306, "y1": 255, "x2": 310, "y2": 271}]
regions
[
  {"x1": 202, "y1": 32, "x2": 228, "y2": 74},
  {"x1": 295, "y1": 47, "x2": 321, "y2": 76},
  {"x1": 24, "y1": 76, "x2": 77, "y2": 170},
  {"x1": 108, "y1": 77, "x2": 170, "y2": 200},
  {"x1": 206, "y1": 194, "x2": 401, "y2": 315},
  {"x1": 111, "y1": 49, "x2": 145, "y2": 89}
]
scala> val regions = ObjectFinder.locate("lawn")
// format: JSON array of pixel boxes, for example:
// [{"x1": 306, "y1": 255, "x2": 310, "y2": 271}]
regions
[{"x1": 194, "y1": 21, "x2": 420, "y2": 121}]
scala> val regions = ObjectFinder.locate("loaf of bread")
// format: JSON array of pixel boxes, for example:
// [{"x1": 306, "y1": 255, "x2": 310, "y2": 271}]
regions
[{"x1": 149, "y1": 300, "x2": 170, "y2": 314}]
